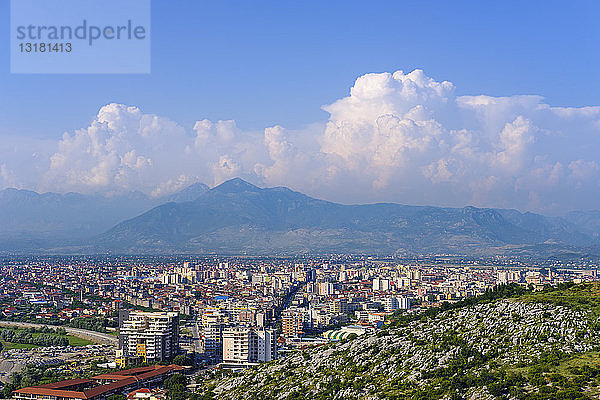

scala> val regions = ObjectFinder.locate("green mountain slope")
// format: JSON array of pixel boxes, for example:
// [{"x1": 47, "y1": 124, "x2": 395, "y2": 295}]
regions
[{"x1": 197, "y1": 283, "x2": 600, "y2": 400}]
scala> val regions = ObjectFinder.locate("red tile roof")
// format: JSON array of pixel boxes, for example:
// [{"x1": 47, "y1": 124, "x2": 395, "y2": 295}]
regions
[
  {"x1": 33, "y1": 378, "x2": 93, "y2": 389},
  {"x1": 15, "y1": 387, "x2": 87, "y2": 399},
  {"x1": 14, "y1": 365, "x2": 184, "y2": 400}
]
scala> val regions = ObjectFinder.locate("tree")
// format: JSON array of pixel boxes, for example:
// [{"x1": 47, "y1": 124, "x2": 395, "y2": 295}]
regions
[
  {"x1": 173, "y1": 355, "x2": 193, "y2": 366},
  {"x1": 164, "y1": 373, "x2": 188, "y2": 390},
  {"x1": 168, "y1": 385, "x2": 187, "y2": 400},
  {"x1": 165, "y1": 374, "x2": 188, "y2": 400}
]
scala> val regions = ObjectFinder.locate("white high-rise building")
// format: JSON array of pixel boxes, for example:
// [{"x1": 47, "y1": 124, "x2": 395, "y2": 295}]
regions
[
  {"x1": 222, "y1": 327, "x2": 277, "y2": 366},
  {"x1": 118, "y1": 311, "x2": 179, "y2": 363},
  {"x1": 372, "y1": 278, "x2": 390, "y2": 292},
  {"x1": 399, "y1": 296, "x2": 411, "y2": 310},
  {"x1": 383, "y1": 296, "x2": 399, "y2": 312},
  {"x1": 409, "y1": 270, "x2": 421, "y2": 281},
  {"x1": 380, "y1": 296, "x2": 411, "y2": 313},
  {"x1": 398, "y1": 277, "x2": 411, "y2": 288},
  {"x1": 162, "y1": 273, "x2": 181, "y2": 285},
  {"x1": 497, "y1": 270, "x2": 509, "y2": 284},
  {"x1": 497, "y1": 270, "x2": 521, "y2": 284},
  {"x1": 319, "y1": 282, "x2": 334, "y2": 296}
]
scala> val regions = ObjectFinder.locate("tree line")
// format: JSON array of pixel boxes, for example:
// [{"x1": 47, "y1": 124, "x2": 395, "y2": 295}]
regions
[
  {"x1": 0, "y1": 327, "x2": 69, "y2": 347},
  {"x1": 68, "y1": 317, "x2": 109, "y2": 332}
]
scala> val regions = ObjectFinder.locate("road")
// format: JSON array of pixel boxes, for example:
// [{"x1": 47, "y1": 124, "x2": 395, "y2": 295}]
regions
[
  {"x1": 191, "y1": 321, "x2": 202, "y2": 353},
  {"x1": 273, "y1": 282, "x2": 305, "y2": 326},
  {"x1": 0, "y1": 358, "x2": 24, "y2": 383},
  {"x1": 0, "y1": 321, "x2": 118, "y2": 345}
]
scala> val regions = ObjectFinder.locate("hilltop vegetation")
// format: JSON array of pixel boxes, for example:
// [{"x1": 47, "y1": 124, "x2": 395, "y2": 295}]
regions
[{"x1": 196, "y1": 283, "x2": 600, "y2": 400}]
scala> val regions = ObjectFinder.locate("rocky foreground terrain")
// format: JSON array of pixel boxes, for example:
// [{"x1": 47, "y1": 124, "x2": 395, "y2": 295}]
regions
[{"x1": 196, "y1": 283, "x2": 600, "y2": 400}]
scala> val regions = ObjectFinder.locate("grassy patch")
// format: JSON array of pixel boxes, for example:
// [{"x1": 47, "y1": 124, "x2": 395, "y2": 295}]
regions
[
  {"x1": 556, "y1": 351, "x2": 600, "y2": 373},
  {"x1": 518, "y1": 282, "x2": 600, "y2": 314},
  {"x1": 1, "y1": 340, "x2": 39, "y2": 350},
  {"x1": 1, "y1": 335, "x2": 91, "y2": 348},
  {"x1": 66, "y1": 335, "x2": 93, "y2": 346},
  {"x1": 504, "y1": 350, "x2": 600, "y2": 398}
]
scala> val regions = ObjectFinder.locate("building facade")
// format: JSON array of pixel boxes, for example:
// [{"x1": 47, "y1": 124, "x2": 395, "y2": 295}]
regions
[
  {"x1": 221, "y1": 327, "x2": 277, "y2": 366},
  {"x1": 282, "y1": 308, "x2": 306, "y2": 338},
  {"x1": 201, "y1": 310, "x2": 229, "y2": 363},
  {"x1": 118, "y1": 311, "x2": 179, "y2": 364}
]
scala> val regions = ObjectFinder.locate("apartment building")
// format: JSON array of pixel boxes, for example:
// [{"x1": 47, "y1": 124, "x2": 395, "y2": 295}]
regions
[
  {"x1": 201, "y1": 310, "x2": 229, "y2": 363},
  {"x1": 222, "y1": 327, "x2": 277, "y2": 367},
  {"x1": 372, "y1": 277, "x2": 390, "y2": 292},
  {"x1": 382, "y1": 296, "x2": 411, "y2": 312},
  {"x1": 281, "y1": 308, "x2": 307, "y2": 338},
  {"x1": 118, "y1": 311, "x2": 179, "y2": 364}
]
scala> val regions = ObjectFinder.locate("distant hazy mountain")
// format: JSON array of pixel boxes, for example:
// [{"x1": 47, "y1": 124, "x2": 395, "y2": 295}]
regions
[
  {"x1": 0, "y1": 182, "x2": 209, "y2": 251},
  {"x1": 162, "y1": 182, "x2": 209, "y2": 203},
  {"x1": 564, "y1": 210, "x2": 600, "y2": 239},
  {"x1": 94, "y1": 178, "x2": 600, "y2": 256}
]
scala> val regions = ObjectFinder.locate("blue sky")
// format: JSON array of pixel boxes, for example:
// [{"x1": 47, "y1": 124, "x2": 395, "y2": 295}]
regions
[
  {"x1": 1, "y1": 0, "x2": 598, "y2": 137},
  {"x1": 1, "y1": 1, "x2": 600, "y2": 214}
]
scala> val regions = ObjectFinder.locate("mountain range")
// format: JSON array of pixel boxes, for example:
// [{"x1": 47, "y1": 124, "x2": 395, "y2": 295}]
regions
[
  {"x1": 0, "y1": 182, "x2": 208, "y2": 251},
  {"x1": 1, "y1": 178, "x2": 599, "y2": 256}
]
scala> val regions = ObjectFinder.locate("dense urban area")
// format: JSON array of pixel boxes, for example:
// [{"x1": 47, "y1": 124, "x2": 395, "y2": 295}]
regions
[{"x1": 0, "y1": 254, "x2": 599, "y2": 400}]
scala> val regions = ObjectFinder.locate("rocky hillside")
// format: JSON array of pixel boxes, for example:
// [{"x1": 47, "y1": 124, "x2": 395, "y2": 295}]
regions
[{"x1": 197, "y1": 283, "x2": 600, "y2": 400}]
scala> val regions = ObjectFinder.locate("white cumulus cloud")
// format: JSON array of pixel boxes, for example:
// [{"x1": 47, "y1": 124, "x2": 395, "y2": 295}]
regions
[{"x1": 2, "y1": 69, "x2": 600, "y2": 214}]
